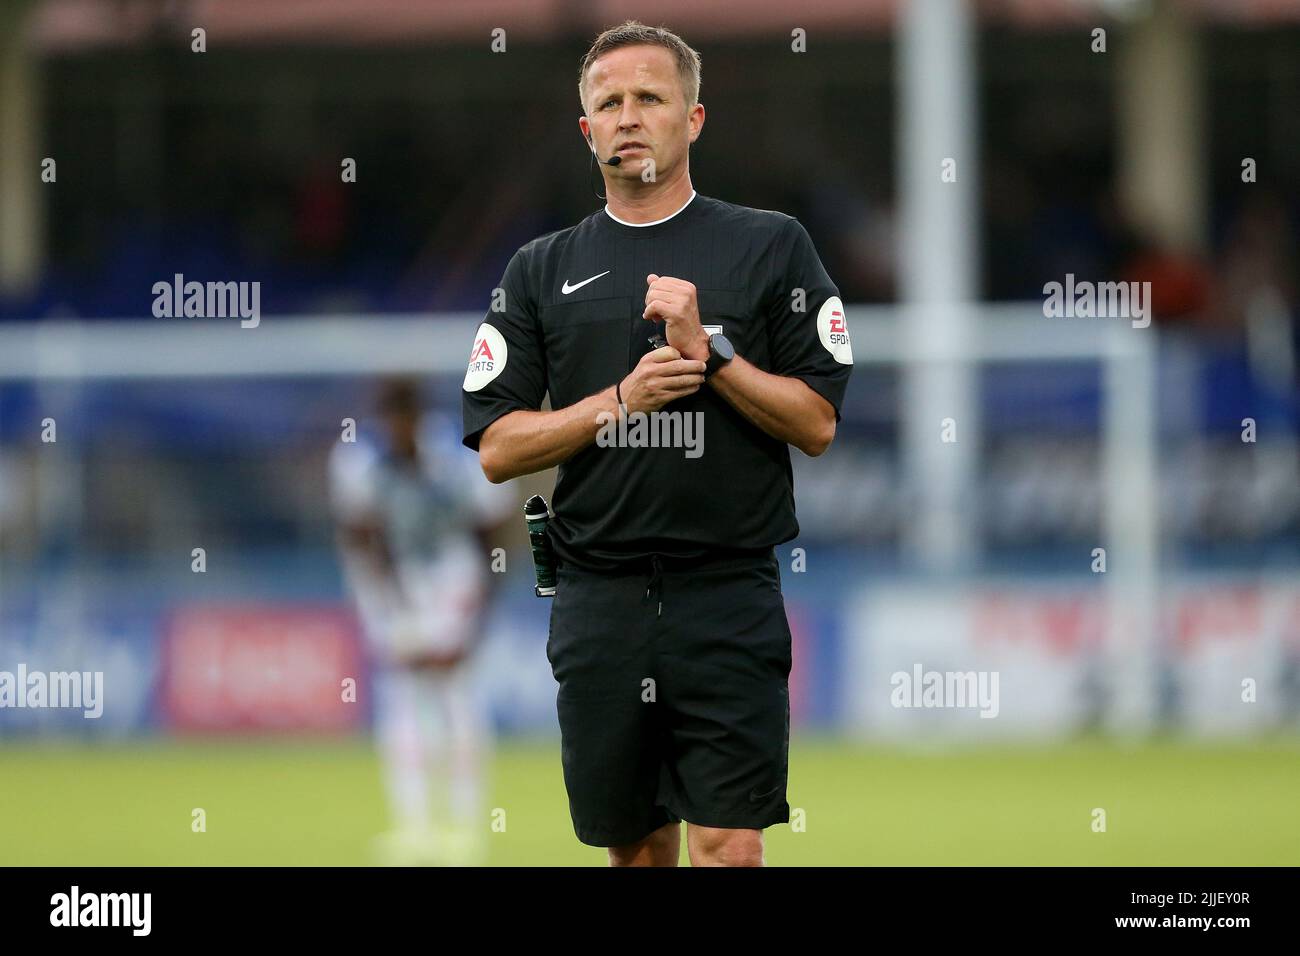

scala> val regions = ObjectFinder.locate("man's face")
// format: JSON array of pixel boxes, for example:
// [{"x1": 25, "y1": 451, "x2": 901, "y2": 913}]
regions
[{"x1": 580, "y1": 44, "x2": 703, "y2": 183}]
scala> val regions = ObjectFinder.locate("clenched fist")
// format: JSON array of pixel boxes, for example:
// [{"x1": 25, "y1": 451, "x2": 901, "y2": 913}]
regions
[{"x1": 644, "y1": 274, "x2": 710, "y2": 361}]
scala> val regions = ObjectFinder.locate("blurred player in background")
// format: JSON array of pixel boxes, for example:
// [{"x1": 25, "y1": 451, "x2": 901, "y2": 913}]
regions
[{"x1": 329, "y1": 378, "x2": 513, "y2": 865}]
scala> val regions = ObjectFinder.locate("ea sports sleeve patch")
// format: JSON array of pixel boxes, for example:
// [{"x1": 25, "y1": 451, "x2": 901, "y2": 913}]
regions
[
  {"x1": 461, "y1": 249, "x2": 547, "y2": 451},
  {"x1": 816, "y1": 294, "x2": 853, "y2": 365},
  {"x1": 463, "y1": 322, "x2": 509, "y2": 392},
  {"x1": 767, "y1": 218, "x2": 854, "y2": 421}
]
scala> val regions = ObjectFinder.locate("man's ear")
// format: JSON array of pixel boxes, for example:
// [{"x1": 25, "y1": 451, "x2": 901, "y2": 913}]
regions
[{"x1": 688, "y1": 103, "x2": 705, "y2": 144}]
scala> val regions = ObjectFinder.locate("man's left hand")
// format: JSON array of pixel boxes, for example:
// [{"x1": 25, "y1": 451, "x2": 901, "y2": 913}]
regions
[{"x1": 644, "y1": 274, "x2": 710, "y2": 361}]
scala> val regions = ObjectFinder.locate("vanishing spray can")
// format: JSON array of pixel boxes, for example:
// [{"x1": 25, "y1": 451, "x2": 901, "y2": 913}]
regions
[{"x1": 524, "y1": 494, "x2": 557, "y2": 597}]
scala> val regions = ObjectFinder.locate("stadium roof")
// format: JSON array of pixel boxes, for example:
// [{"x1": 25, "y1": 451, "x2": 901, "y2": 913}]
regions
[{"x1": 24, "y1": 0, "x2": 1300, "y2": 51}]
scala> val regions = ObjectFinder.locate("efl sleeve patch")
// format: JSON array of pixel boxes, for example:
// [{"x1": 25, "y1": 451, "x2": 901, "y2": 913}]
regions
[{"x1": 816, "y1": 295, "x2": 853, "y2": 365}]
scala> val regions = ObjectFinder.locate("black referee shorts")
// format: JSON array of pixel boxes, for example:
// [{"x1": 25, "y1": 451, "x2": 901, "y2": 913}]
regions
[{"x1": 545, "y1": 548, "x2": 792, "y2": 847}]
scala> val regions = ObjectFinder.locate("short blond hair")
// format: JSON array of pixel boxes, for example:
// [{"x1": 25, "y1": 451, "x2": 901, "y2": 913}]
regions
[{"x1": 578, "y1": 20, "x2": 701, "y2": 115}]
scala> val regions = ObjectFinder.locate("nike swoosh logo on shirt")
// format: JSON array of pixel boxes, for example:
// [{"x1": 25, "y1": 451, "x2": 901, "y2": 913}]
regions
[{"x1": 561, "y1": 271, "x2": 610, "y2": 295}]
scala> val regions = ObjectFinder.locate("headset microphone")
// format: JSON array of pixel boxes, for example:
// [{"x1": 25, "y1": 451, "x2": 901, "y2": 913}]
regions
[
  {"x1": 588, "y1": 133, "x2": 622, "y2": 199},
  {"x1": 586, "y1": 130, "x2": 622, "y2": 166}
]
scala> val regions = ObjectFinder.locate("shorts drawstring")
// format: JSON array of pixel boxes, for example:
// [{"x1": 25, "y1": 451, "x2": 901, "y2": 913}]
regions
[{"x1": 643, "y1": 553, "x2": 663, "y2": 617}]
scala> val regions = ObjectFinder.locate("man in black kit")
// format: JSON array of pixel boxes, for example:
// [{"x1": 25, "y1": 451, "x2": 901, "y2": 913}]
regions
[{"x1": 461, "y1": 20, "x2": 853, "y2": 866}]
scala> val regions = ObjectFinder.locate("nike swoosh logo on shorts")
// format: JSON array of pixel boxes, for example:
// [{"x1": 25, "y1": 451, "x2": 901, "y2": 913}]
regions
[
  {"x1": 561, "y1": 271, "x2": 610, "y2": 295},
  {"x1": 748, "y1": 784, "x2": 782, "y2": 802}
]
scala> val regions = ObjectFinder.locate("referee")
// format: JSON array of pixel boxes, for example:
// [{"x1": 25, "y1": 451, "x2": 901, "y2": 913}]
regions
[{"x1": 462, "y1": 21, "x2": 853, "y2": 866}]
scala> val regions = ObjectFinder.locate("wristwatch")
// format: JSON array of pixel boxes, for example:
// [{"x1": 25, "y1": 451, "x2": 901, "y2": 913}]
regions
[{"x1": 703, "y1": 332, "x2": 735, "y2": 379}]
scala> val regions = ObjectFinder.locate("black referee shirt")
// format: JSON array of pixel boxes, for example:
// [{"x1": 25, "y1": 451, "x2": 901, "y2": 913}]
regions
[{"x1": 461, "y1": 191, "x2": 853, "y2": 571}]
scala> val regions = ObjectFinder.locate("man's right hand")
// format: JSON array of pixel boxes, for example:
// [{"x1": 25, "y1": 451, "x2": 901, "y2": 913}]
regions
[{"x1": 620, "y1": 346, "x2": 708, "y2": 415}]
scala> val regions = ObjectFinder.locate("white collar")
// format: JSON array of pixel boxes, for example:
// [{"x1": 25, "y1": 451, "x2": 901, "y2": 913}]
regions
[{"x1": 604, "y1": 190, "x2": 697, "y2": 227}]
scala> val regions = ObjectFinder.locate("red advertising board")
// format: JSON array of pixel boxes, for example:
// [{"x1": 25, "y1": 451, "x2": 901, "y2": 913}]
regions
[{"x1": 160, "y1": 605, "x2": 363, "y2": 733}]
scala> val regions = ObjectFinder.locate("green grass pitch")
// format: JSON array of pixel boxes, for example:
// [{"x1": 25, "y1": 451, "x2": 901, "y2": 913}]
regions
[{"x1": 2, "y1": 736, "x2": 1297, "y2": 865}]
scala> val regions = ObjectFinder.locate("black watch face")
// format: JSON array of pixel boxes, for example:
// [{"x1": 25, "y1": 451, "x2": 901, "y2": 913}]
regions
[{"x1": 710, "y1": 333, "x2": 735, "y2": 361}]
